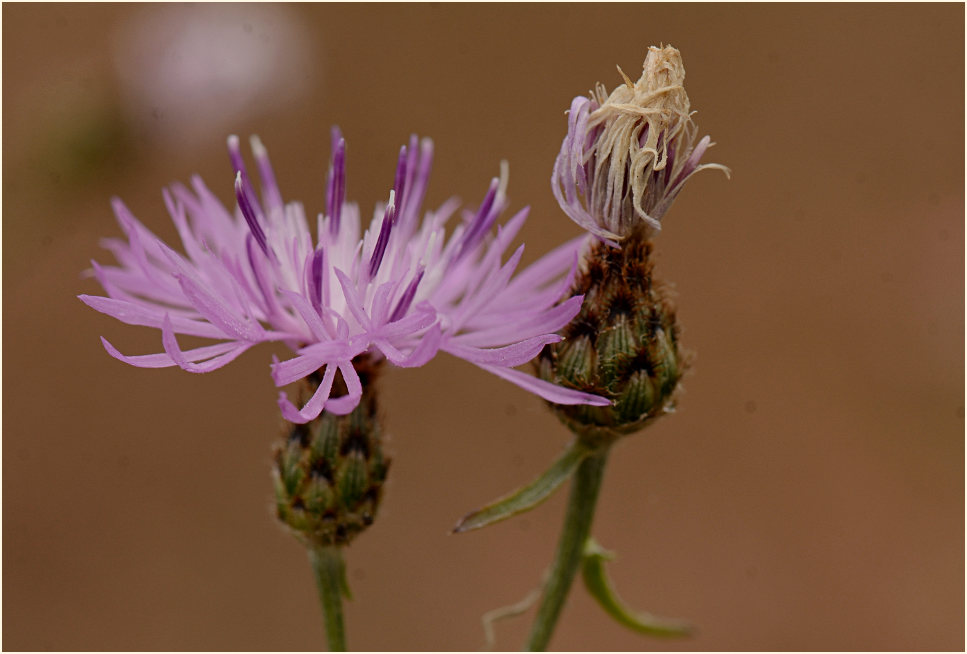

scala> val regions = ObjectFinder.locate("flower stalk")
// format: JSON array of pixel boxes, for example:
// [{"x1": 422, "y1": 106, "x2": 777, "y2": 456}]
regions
[
  {"x1": 525, "y1": 448, "x2": 609, "y2": 651},
  {"x1": 309, "y1": 544, "x2": 349, "y2": 651}
]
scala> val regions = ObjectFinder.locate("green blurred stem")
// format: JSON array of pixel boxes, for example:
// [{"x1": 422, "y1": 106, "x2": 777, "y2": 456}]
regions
[
  {"x1": 525, "y1": 448, "x2": 609, "y2": 651},
  {"x1": 309, "y1": 545, "x2": 348, "y2": 651}
]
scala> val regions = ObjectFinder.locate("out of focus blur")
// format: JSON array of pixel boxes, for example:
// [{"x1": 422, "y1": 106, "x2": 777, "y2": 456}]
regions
[{"x1": 3, "y1": 4, "x2": 963, "y2": 651}]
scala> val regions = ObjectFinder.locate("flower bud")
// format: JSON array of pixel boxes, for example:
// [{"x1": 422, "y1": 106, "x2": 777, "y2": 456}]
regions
[{"x1": 273, "y1": 356, "x2": 389, "y2": 547}]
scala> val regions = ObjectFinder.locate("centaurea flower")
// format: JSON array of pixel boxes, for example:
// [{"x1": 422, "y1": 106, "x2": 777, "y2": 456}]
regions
[{"x1": 80, "y1": 129, "x2": 609, "y2": 424}]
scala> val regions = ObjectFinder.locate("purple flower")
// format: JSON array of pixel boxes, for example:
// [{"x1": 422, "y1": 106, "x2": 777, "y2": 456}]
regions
[
  {"x1": 552, "y1": 46, "x2": 729, "y2": 245},
  {"x1": 80, "y1": 129, "x2": 609, "y2": 423}
]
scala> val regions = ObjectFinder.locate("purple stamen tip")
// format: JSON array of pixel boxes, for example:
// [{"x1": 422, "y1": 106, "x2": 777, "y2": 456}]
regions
[
  {"x1": 250, "y1": 135, "x2": 283, "y2": 211},
  {"x1": 235, "y1": 172, "x2": 268, "y2": 255},
  {"x1": 309, "y1": 248, "x2": 325, "y2": 313},
  {"x1": 393, "y1": 145, "x2": 408, "y2": 206},
  {"x1": 369, "y1": 192, "x2": 396, "y2": 277},
  {"x1": 456, "y1": 177, "x2": 499, "y2": 260},
  {"x1": 389, "y1": 267, "x2": 425, "y2": 322},
  {"x1": 328, "y1": 137, "x2": 346, "y2": 235},
  {"x1": 227, "y1": 135, "x2": 244, "y2": 169}
]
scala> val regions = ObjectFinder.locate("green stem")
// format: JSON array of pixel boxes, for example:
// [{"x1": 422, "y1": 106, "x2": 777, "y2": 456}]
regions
[
  {"x1": 525, "y1": 448, "x2": 609, "y2": 651},
  {"x1": 308, "y1": 545, "x2": 348, "y2": 651}
]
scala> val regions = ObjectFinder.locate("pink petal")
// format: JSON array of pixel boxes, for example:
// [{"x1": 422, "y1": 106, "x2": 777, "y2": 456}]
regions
[
  {"x1": 377, "y1": 305, "x2": 437, "y2": 340},
  {"x1": 453, "y1": 295, "x2": 583, "y2": 347},
  {"x1": 280, "y1": 289, "x2": 331, "y2": 343},
  {"x1": 505, "y1": 236, "x2": 584, "y2": 301},
  {"x1": 444, "y1": 333, "x2": 560, "y2": 367},
  {"x1": 324, "y1": 362, "x2": 363, "y2": 415},
  {"x1": 278, "y1": 363, "x2": 338, "y2": 424},
  {"x1": 79, "y1": 295, "x2": 227, "y2": 339},
  {"x1": 100, "y1": 336, "x2": 243, "y2": 369},
  {"x1": 271, "y1": 340, "x2": 358, "y2": 386},
  {"x1": 375, "y1": 323, "x2": 442, "y2": 368},
  {"x1": 174, "y1": 272, "x2": 265, "y2": 342},
  {"x1": 477, "y1": 363, "x2": 611, "y2": 406},
  {"x1": 161, "y1": 315, "x2": 252, "y2": 373},
  {"x1": 333, "y1": 269, "x2": 372, "y2": 331},
  {"x1": 449, "y1": 244, "x2": 526, "y2": 331}
]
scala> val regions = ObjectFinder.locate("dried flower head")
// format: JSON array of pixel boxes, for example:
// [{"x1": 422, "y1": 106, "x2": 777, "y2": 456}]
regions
[
  {"x1": 540, "y1": 45, "x2": 727, "y2": 444},
  {"x1": 552, "y1": 45, "x2": 729, "y2": 244},
  {"x1": 80, "y1": 130, "x2": 609, "y2": 424}
]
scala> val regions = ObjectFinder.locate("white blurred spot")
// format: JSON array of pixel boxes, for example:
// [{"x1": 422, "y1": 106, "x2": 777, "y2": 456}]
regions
[{"x1": 113, "y1": 4, "x2": 315, "y2": 149}]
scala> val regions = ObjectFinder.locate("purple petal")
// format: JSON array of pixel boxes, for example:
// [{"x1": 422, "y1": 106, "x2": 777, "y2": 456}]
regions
[
  {"x1": 272, "y1": 348, "x2": 337, "y2": 387},
  {"x1": 79, "y1": 295, "x2": 227, "y2": 339},
  {"x1": 235, "y1": 172, "x2": 268, "y2": 256},
  {"x1": 323, "y1": 361, "x2": 363, "y2": 415},
  {"x1": 174, "y1": 272, "x2": 265, "y2": 342},
  {"x1": 377, "y1": 305, "x2": 436, "y2": 340},
  {"x1": 389, "y1": 267, "x2": 425, "y2": 322},
  {"x1": 401, "y1": 138, "x2": 434, "y2": 229},
  {"x1": 449, "y1": 244, "x2": 526, "y2": 330},
  {"x1": 163, "y1": 188, "x2": 209, "y2": 266},
  {"x1": 476, "y1": 363, "x2": 612, "y2": 406},
  {"x1": 279, "y1": 290, "x2": 328, "y2": 343},
  {"x1": 453, "y1": 295, "x2": 583, "y2": 347},
  {"x1": 250, "y1": 135, "x2": 284, "y2": 212},
  {"x1": 307, "y1": 248, "x2": 325, "y2": 314},
  {"x1": 327, "y1": 130, "x2": 346, "y2": 235},
  {"x1": 455, "y1": 177, "x2": 499, "y2": 260},
  {"x1": 492, "y1": 207, "x2": 529, "y2": 257},
  {"x1": 333, "y1": 269, "x2": 371, "y2": 331},
  {"x1": 505, "y1": 236, "x2": 584, "y2": 298},
  {"x1": 369, "y1": 193, "x2": 396, "y2": 277},
  {"x1": 272, "y1": 339, "x2": 364, "y2": 386},
  {"x1": 278, "y1": 362, "x2": 338, "y2": 424},
  {"x1": 100, "y1": 336, "x2": 244, "y2": 369},
  {"x1": 444, "y1": 333, "x2": 560, "y2": 367},
  {"x1": 391, "y1": 145, "x2": 407, "y2": 213},
  {"x1": 368, "y1": 280, "x2": 399, "y2": 327},
  {"x1": 110, "y1": 198, "x2": 172, "y2": 283},
  {"x1": 375, "y1": 322, "x2": 442, "y2": 368},
  {"x1": 160, "y1": 315, "x2": 251, "y2": 373},
  {"x1": 245, "y1": 235, "x2": 283, "y2": 322}
]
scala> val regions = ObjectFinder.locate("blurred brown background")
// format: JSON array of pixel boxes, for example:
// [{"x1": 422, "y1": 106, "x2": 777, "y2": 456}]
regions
[{"x1": 3, "y1": 3, "x2": 963, "y2": 651}]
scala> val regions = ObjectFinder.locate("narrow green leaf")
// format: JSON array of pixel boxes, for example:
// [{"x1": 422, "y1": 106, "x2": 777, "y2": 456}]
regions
[
  {"x1": 582, "y1": 538, "x2": 693, "y2": 637},
  {"x1": 453, "y1": 441, "x2": 591, "y2": 533}
]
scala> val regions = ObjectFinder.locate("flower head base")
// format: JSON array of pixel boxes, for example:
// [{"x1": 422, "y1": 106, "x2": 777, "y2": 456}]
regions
[
  {"x1": 552, "y1": 45, "x2": 729, "y2": 244},
  {"x1": 537, "y1": 238, "x2": 685, "y2": 447},
  {"x1": 274, "y1": 354, "x2": 388, "y2": 547},
  {"x1": 80, "y1": 130, "x2": 609, "y2": 424}
]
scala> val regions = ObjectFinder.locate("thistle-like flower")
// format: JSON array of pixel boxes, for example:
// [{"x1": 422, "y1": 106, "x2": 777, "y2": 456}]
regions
[
  {"x1": 540, "y1": 45, "x2": 728, "y2": 444},
  {"x1": 80, "y1": 129, "x2": 609, "y2": 424}
]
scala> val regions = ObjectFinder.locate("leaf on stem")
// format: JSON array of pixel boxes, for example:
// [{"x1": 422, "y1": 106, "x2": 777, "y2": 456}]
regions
[
  {"x1": 452, "y1": 441, "x2": 590, "y2": 533},
  {"x1": 581, "y1": 538, "x2": 693, "y2": 637}
]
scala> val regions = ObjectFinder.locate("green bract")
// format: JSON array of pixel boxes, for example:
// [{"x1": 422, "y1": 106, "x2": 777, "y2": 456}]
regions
[
  {"x1": 274, "y1": 357, "x2": 389, "y2": 547},
  {"x1": 537, "y1": 234, "x2": 685, "y2": 447}
]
